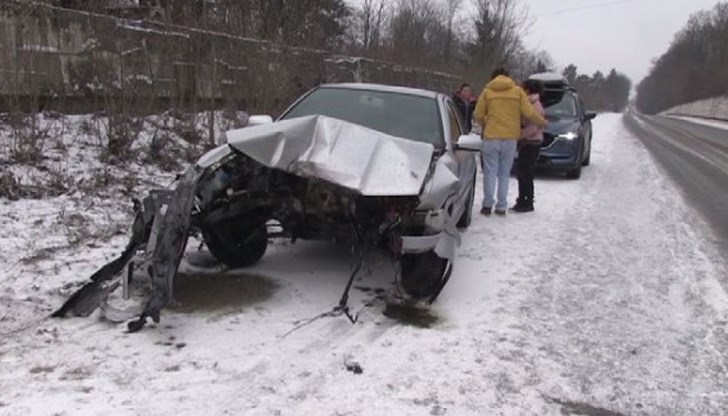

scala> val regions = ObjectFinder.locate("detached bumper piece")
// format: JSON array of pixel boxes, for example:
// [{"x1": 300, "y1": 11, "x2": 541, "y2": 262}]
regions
[{"x1": 52, "y1": 167, "x2": 204, "y2": 332}]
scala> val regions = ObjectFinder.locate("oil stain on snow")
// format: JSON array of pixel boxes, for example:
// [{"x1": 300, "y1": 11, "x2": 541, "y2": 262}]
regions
[
  {"x1": 171, "y1": 272, "x2": 279, "y2": 316},
  {"x1": 546, "y1": 396, "x2": 628, "y2": 416},
  {"x1": 382, "y1": 304, "x2": 440, "y2": 328}
]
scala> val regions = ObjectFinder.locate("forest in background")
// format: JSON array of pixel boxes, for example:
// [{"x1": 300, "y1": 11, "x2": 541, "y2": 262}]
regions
[
  {"x1": 562, "y1": 65, "x2": 631, "y2": 113},
  {"x1": 37, "y1": 0, "x2": 634, "y2": 109},
  {"x1": 50, "y1": 0, "x2": 554, "y2": 88},
  {"x1": 637, "y1": 2, "x2": 728, "y2": 114}
]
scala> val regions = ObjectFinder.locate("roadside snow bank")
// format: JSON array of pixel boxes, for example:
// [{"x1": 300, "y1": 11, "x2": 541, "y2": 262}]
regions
[
  {"x1": 667, "y1": 115, "x2": 728, "y2": 131},
  {"x1": 663, "y1": 95, "x2": 728, "y2": 121}
]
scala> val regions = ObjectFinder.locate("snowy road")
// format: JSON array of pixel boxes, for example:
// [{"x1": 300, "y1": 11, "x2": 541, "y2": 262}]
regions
[
  {"x1": 625, "y1": 113, "x2": 728, "y2": 257},
  {"x1": 2, "y1": 114, "x2": 728, "y2": 415}
]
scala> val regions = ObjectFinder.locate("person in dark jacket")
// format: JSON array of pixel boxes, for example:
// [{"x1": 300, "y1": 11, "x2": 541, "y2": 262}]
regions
[
  {"x1": 512, "y1": 79, "x2": 546, "y2": 213},
  {"x1": 453, "y1": 83, "x2": 476, "y2": 132}
]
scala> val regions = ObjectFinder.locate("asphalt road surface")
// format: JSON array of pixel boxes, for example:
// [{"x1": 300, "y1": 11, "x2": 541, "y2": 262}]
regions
[{"x1": 625, "y1": 112, "x2": 728, "y2": 259}]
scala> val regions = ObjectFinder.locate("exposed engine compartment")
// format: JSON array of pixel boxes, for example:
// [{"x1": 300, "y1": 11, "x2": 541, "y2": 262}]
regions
[
  {"x1": 195, "y1": 150, "x2": 420, "y2": 249},
  {"x1": 53, "y1": 151, "x2": 423, "y2": 331}
]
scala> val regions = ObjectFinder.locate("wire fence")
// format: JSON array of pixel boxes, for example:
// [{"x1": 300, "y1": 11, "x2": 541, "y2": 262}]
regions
[{"x1": 0, "y1": 1, "x2": 460, "y2": 116}]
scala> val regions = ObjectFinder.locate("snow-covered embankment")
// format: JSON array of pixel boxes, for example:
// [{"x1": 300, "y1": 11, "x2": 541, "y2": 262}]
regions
[{"x1": 663, "y1": 95, "x2": 728, "y2": 121}]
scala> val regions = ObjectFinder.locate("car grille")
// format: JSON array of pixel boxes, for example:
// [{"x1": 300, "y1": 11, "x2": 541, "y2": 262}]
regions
[{"x1": 542, "y1": 132, "x2": 556, "y2": 148}]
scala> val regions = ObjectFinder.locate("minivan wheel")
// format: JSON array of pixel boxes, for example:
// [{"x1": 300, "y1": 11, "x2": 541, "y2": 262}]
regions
[
  {"x1": 582, "y1": 148, "x2": 591, "y2": 166},
  {"x1": 566, "y1": 164, "x2": 582, "y2": 180},
  {"x1": 400, "y1": 250, "x2": 453, "y2": 303},
  {"x1": 202, "y1": 221, "x2": 268, "y2": 268}
]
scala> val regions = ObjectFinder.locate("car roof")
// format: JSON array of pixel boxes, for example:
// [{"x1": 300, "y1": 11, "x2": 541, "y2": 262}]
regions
[
  {"x1": 319, "y1": 83, "x2": 442, "y2": 99},
  {"x1": 528, "y1": 72, "x2": 578, "y2": 93},
  {"x1": 528, "y1": 72, "x2": 568, "y2": 84}
]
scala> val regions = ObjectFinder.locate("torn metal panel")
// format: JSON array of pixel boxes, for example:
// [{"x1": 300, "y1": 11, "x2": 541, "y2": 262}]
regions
[
  {"x1": 52, "y1": 207, "x2": 147, "y2": 318},
  {"x1": 224, "y1": 115, "x2": 435, "y2": 197},
  {"x1": 401, "y1": 230, "x2": 456, "y2": 261},
  {"x1": 129, "y1": 167, "x2": 203, "y2": 331},
  {"x1": 197, "y1": 144, "x2": 233, "y2": 169},
  {"x1": 415, "y1": 156, "x2": 460, "y2": 212},
  {"x1": 52, "y1": 168, "x2": 203, "y2": 327}
]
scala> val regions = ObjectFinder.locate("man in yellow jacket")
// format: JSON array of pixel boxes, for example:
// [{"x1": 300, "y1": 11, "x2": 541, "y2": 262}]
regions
[{"x1": 473, "y1": 68, "x2": 547, "y2": 216}]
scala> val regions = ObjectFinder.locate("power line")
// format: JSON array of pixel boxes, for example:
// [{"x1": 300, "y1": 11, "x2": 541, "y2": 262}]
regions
[{"x1": 535, "y1": 0, "x2": 652, "y2": 17}]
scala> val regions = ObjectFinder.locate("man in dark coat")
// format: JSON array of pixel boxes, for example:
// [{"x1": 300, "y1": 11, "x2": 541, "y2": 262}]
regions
[{"x1": 453, "y1": 83, "x2": 476, "y2": 132}]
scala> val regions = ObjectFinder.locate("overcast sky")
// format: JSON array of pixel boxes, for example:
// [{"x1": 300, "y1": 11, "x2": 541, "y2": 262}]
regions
[{"x1": 520, "y1": 0, "x2": 724, "y2": 83}]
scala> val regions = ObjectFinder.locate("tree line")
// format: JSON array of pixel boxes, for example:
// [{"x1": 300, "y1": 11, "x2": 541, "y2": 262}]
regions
[
  {"x1": 637, "y1": 2, "x2": 728, "y2": 114},
  {"x1": 563, "y1": 65, "x2": 631, "y2": 112},
  {"x1": 50, "y1": 0, "x2": 555, "y2": 89},
  {"x1": 47, "y1": 0, "x2": 637, "y2": 109}
]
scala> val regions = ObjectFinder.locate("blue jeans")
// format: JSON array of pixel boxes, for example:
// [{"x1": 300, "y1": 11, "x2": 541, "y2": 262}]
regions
[{"x1": 481, "y1": 139, "x2": 517, "y2": 211}]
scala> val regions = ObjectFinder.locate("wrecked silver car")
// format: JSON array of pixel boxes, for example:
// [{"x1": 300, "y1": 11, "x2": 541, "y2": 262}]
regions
[{"x1": 54, "y1": 83, "x2": 481, "y2": 331}]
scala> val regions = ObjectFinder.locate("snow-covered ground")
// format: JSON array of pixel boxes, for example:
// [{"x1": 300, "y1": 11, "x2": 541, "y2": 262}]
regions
[
  {"x1": 1, "y1": 114, "x2": 728, "y2": 415},
  {"x1": 668, "y1": 115, "x2": 728, "y2": 131}
]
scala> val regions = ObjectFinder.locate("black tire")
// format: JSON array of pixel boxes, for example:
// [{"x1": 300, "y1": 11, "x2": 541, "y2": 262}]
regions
[
  {"x1": 566, "y1": 164, "x2": 582, "y2": 180},
  {"x1": 202, "y1": 221, "x2": 268, "y2": 268},
  {"x1": 456, "y1": 173, "x2": 477, "y2": 229},
  {"x1": 582, "y1": 145, "x2": 591, "y2": 166},
  {"x1": 400, "y1": 250, "x2": 452, "y2": 303}
]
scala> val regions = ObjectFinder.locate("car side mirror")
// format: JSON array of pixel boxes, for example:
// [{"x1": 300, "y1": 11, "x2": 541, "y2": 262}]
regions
[
  {"x1": 247, "y1": 115, "x2": 274, "y2": 127},
  {"x1": 584, "y1": 112, "x2": 597, "y2": 121},
  {"x1": 455, "y1": 134, "x2": 482, "y2": 152}
]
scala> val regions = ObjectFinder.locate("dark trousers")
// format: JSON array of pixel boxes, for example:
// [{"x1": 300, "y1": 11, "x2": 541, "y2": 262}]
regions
[{"x1": 517, "y1": 143, "x2": 540, "y2": 203}]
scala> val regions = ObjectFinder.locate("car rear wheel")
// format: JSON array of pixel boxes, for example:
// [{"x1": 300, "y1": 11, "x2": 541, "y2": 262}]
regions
[
  {"x1": 202, "y1": 221, "x2": 268, "y2": 268},
  {"x1": 400, "y1": 250, "x2": 453, "y2": 303}
]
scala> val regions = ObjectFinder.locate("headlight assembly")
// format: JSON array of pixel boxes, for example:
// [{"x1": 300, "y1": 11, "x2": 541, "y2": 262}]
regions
[{"x1": 557, "y1": 132, "x2": 578, "y2": 141}]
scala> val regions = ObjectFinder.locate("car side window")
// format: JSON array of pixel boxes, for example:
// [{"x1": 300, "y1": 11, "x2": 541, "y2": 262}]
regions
[{"x1": 446, "y1": 102, "x2": 464, "y2": 140}]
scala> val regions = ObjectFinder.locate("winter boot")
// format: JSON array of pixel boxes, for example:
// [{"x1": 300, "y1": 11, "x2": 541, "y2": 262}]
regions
[
  {"x1": 512, "y1": 198, "x2": 534, "y2": 213},
  {"x1": 510, "y1": 197, "x2": 528, "y2": 212}
]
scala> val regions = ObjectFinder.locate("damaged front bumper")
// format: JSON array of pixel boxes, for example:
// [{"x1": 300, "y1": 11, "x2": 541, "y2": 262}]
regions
[{"x1": 53, "y1": 166, "x2": 204, "y2": 332}]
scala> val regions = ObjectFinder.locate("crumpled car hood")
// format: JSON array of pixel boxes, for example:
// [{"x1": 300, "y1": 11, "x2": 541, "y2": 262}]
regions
[{"x1": 223, "y1": 115, "x2": 435, "y2": 197}]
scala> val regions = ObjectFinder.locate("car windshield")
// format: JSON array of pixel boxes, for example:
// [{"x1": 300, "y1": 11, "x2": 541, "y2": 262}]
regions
[
  {"x1": 543, "y1": 91, "x2": 578, "y2": 118},
  {"x1": 281, "y1": 87, "x2": 444, "y2": 147}
]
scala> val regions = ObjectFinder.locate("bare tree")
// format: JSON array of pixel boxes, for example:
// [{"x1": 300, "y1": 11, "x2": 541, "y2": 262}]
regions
[
  {"x1": 360, "y1": 0, "x2": 387, "y2": 53},
  {"x1": 443, "y1": 0, "x2": 463, "y2": 64},
  {"x1": 388, "y1": 0, "x2": 445, "y2": 67},
  {"x1": 468, "y1": 0, "x2": 529, "y2": 72}
]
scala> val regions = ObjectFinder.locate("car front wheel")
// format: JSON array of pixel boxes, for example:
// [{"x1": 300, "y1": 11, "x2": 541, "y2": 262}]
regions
[
  {"x1": 400, "y1": 250, "x2": 453, "y2": 303},
  {"x1": 202, "y1": 221, "x2": 268, "y2": 268},
  {"x1": 456, "y1": 172, "x2": 477, "y2": 229}
]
